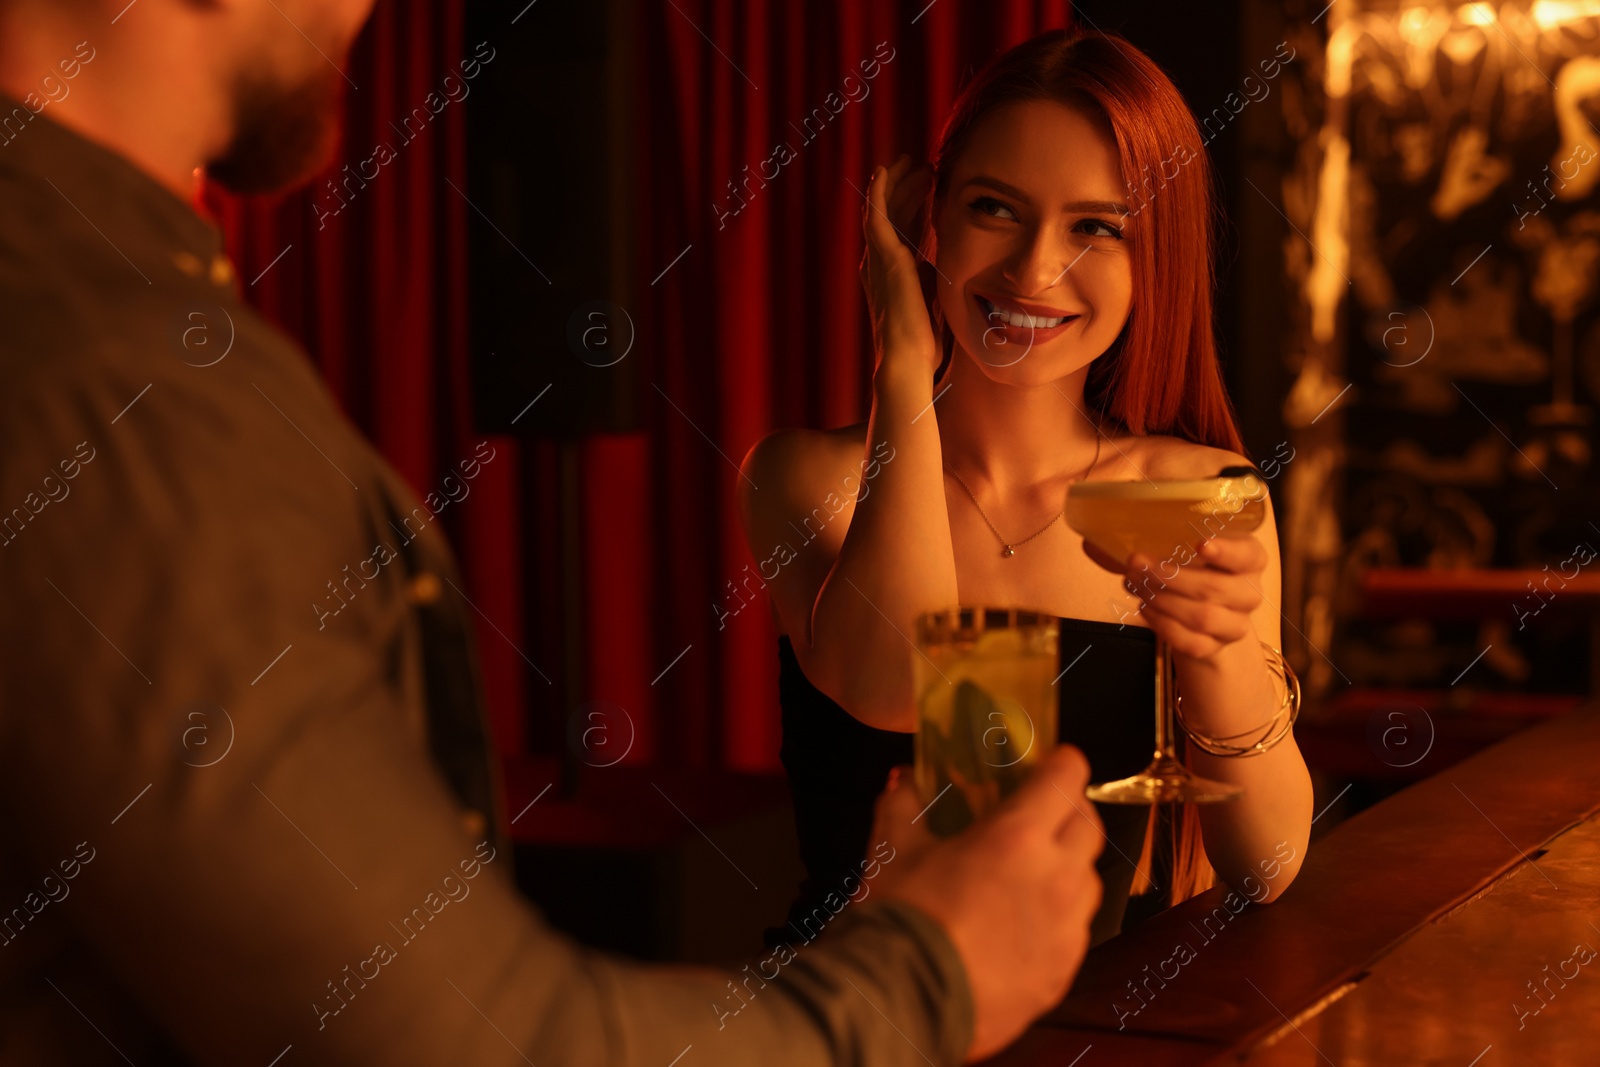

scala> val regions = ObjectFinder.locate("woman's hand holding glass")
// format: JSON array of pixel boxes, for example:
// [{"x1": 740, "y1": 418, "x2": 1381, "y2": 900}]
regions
[{"x1": 1083, "y1": 534, "x2": 1269, "y2": 661}]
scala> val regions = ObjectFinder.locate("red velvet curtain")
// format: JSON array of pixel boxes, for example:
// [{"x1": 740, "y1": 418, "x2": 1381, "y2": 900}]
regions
[
  {"x1": 207, "y1": 0, "x2": 1071, "y2": 775},
  {"x1": 202, "y1": 0, "x2": 529, "y2": 762},
  {"x1": 612, "y1": 0, "x2": 1071, "y2": 771}
]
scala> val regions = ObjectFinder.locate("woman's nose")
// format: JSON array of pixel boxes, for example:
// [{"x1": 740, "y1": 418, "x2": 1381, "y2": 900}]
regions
[{"x1": 1002, "y1": 225, "x2": 1082, "y2": 298}]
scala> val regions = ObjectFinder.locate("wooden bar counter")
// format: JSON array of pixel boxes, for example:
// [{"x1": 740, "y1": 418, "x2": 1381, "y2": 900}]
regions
[{"x1": 983, "y1": 703, "x2": 1600, "y2": 1065}]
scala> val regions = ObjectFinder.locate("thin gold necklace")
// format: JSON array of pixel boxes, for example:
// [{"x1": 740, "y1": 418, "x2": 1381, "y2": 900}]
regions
[{"x1": 943, "y1": 424, "x2": 1104, "y2": 558}]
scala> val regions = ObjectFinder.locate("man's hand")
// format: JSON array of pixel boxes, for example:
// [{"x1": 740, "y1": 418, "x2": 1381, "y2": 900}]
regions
[{"x1": 872, "y1": 746, "x2": 1105, "y2": 1062}]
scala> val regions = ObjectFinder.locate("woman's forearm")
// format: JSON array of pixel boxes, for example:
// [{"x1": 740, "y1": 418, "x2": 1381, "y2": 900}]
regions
[
  {"x1": 1176, "y1": 639, "x2": 1314, "y2": 900},
  {"x1": 805, "y1": 362, "x2": 958, "y2": 731}
]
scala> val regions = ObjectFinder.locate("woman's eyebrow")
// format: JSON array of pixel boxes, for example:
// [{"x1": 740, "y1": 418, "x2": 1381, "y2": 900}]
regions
[{"x1": 962, "y1": 175, "x2": 1130, "y2": 217}]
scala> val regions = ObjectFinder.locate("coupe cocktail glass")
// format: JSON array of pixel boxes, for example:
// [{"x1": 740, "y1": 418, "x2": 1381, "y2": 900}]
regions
[{"x1": 1064, "y1": 473, "x2": 1267, "y2": 804}]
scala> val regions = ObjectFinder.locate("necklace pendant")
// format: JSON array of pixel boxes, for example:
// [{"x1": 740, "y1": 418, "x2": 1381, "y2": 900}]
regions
[{"x1": 1002, "y1": 545, "x2": 1015, "y2": 558}]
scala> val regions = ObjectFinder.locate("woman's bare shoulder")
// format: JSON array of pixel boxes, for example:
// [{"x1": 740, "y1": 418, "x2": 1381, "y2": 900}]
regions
[
  {"x1": 738, "y1": 422, "x2": 870, "y2": 524},
  {"x1": 1117, "y1": 432, "x2": 1253, "y2": 483}
]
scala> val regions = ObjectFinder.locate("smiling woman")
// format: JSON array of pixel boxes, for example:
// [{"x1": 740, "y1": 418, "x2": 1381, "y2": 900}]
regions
[
  {"x1": 922, "y1": 39, "x2": 1238, "y2": 442},
  {"x1": 739, "y1": 28, "x2": 1312, "y2": 947}
]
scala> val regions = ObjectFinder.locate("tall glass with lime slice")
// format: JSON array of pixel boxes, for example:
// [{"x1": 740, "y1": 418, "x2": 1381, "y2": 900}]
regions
[{"x1": 913, "y1": 607, "x2": 1060, "y2": 837}]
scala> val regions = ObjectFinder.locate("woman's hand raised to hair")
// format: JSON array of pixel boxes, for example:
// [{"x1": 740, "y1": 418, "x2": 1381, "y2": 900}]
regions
[{"x1": 859, "y1": 154, "x2": 939, "y2": 378}]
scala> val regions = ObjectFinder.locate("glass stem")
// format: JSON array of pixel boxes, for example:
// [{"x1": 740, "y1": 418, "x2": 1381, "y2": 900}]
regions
[{"x1": 1154, "y1": 636, "x2": 1175, "y2": 763}]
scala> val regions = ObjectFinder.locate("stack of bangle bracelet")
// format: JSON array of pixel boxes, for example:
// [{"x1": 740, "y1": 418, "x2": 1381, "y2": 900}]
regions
[{"x1": 1174, "y1": 641, "x2": 1301, "y2": 757}]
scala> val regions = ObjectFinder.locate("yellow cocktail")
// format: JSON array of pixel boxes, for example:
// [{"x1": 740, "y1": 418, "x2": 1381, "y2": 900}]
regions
[
  {"x1": 1064, "y1": 472, "x2": 1268, "y2": 804},
  {"x1": 1065, "y1": 476, "x2": 1268, "y2": 565},
  {"x1": 913, "y1": 607, "x2": 1059, "y2": 837}
]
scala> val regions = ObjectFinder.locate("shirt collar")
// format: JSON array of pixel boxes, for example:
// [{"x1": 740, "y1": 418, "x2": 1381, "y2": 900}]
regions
[{"x1": 0, "y1": 91, "x2": 232, "y2": 287}]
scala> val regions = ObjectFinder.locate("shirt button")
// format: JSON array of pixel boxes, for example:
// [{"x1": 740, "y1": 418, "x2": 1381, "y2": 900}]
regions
[
  {"x1": 406, "y1": 571, "x2": 442, "y2": 605},
  {"x1": 209, "y1": 256, "x2": 235, "y2": 287},
  {"x1": 462, "y1": 809, "x2": 486, "y2": 838}
]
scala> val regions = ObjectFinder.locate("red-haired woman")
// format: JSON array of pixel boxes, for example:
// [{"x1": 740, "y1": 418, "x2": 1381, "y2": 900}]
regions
[{"x1": 739, "y1": 29, "x2": 1312, "y2": 948}]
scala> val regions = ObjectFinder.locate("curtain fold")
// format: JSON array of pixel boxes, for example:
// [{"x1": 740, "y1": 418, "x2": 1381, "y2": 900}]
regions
[
  {"x1": 625, "y1": 0, "x2": 1071, "y2": 771},
  {"x1": 202, "y1": 0, "x2": 529, "y2": 760}
]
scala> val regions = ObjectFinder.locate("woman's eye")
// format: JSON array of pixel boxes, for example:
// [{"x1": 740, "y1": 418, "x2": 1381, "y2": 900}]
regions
[
  {"x1": 1076, "y1": 217, "x2": 1124, "y2": 240},
  {"x1": 968, "y1": 196, "x2": 1017, "y2": 221}
]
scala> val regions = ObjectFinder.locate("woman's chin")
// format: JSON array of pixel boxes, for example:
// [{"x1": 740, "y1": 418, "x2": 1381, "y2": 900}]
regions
[{"x1": 958, "y1": 340, "x2": 1096, "y2": 388}]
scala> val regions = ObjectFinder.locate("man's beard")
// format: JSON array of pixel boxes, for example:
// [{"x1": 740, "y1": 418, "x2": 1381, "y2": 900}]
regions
[{"x1": 206, "y1": 64, "x2": 346, "y2": 194}]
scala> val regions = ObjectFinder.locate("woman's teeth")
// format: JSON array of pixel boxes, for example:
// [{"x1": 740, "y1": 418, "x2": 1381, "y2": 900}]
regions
[{"x1": 978, "y1": 296, "x2": 1071, "y2": 329}]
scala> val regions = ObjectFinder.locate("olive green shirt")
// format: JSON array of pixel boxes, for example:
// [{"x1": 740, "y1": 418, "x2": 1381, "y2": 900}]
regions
[{"x1": 0, "y1": 98, "x2": 974, "y2": 1065}]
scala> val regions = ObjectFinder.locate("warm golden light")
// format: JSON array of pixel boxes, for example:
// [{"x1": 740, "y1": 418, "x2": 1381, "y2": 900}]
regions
[
  {"x1": 1533, "y1": 0, "x2": 1600, "y2": 29},
  {"x1": 1388, "y1": 1, "x2": 1600, "y2": 36},
  {"x1": 1398, "y1": 6, "x2": 1442, "y2": 42}
]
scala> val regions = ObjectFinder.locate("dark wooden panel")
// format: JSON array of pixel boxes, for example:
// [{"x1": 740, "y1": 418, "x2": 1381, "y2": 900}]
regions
[{"x1": 1360, "y1": 567, "x2": 1600, "y2": 620}]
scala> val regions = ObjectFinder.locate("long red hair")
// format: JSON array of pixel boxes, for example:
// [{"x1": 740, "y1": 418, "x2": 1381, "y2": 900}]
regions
[
  {"x1": 922, "y1": 28, "x2": 1247, "y2": 904},
  {"x1": 924, "y1": 28, "x2": 1246, "y2": 456}
]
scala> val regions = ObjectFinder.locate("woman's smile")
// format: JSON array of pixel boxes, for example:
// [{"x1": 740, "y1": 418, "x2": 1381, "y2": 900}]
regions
[{"x1": 973, "y1": 292, "x2": 1080, "y2": 353}]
